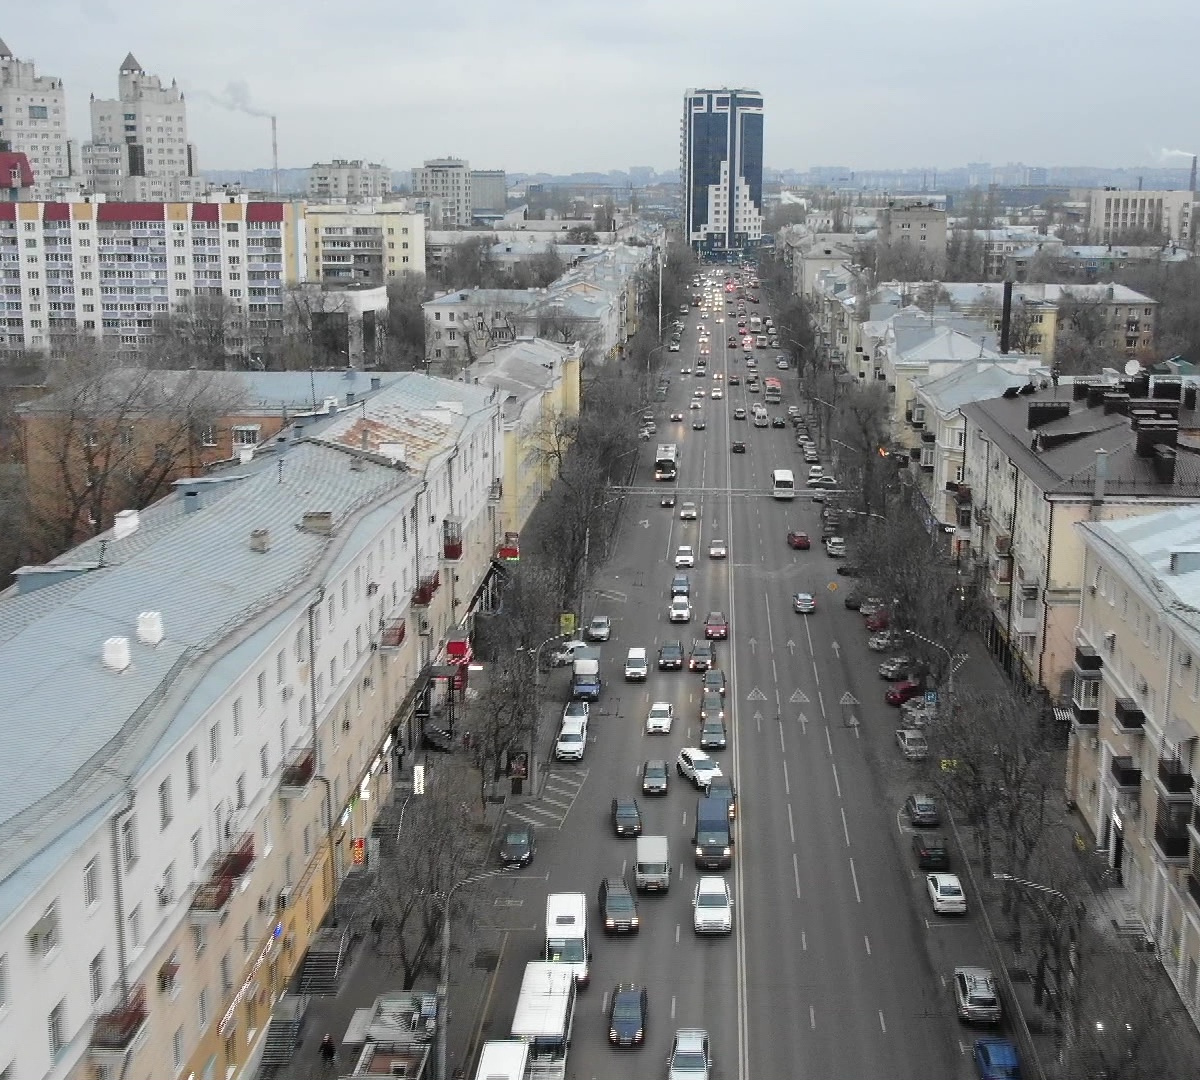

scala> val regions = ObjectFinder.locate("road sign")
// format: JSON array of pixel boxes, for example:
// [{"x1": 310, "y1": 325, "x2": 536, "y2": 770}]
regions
[
  {"x1": 924, "y1": 690, "x2": 939, "y2": 705},
  {"x1": 827, "y1": 581, "x2": 839, "y2": 591}
]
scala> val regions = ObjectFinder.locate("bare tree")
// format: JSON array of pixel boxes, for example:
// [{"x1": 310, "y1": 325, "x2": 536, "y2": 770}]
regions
[
  {"x1": 1054, "y1": 290, "x2": 1121, "y2": 375},
  {"x1": 382, "y1": 273, "x2": 433, "y2": 370},
  {"x1": 154, "y1": 294, "x2": 245, "y2": 370},
  {"x1": 20, "y1": 339, "x2": 247, "y2": 557},
  {"x1": 830, "y1": 382, "x2": 894, "y2": 520}
]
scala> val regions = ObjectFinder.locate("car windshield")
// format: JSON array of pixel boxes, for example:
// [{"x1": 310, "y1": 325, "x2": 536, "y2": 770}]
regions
[
  {"x1": 504, "y1": 830, "x2": 528, "y2": 845},
  {"x1": 697, "y1": 892, "x2": 726, "y2": 907},
  {"x1": 672, "y1": 1051, "x2": 707, "y2": 1070},
  {"x1": 546, "y1": 938, "x2": 586, "y2": 962},
  {"x1": 646, "y1": 766, "x2": 666, "y2": 779},
  {"x1": 605, "y1": 891, "x2": 634, "y2": 912},
  {"x1": 616, "y1": 805, "x2": 638, "y2": 819},
  {"x1": 559, "y1": 732, "x2": 582, "y2": 744},
  {"x1": 940, "y1": 883, "x2": 963, "y2": 896}
]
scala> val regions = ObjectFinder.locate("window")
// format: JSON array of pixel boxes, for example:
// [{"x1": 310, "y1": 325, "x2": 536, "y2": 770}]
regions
[
  {"x1": 48, "y1": 1001, "x2": 66, "y2": 1060},
  {"x1": 256, "y1": 672, "x2": 266, "y2": 709},
  {"x1": 232, "y1": 425, "x2": 260, "y2": 447},
  {"x1": 159, "y1": 778, "x2": 173, "y2": 830},
  {"x1": 242, "y1": 919, "x2": 252, "y2": 956},
  {"x1": 186, "y1": 748, "x2": 198, "y2": 796},
  {"x1": 260, "y1": 743, "x2": 269, "y2": 778},
  {"x1": 173, "y1": 1026, "x2": 185, "y2": 1073},
  {"x1": 276, "y1": 650, "x2": 285, "y2": 685},
  {"x1": 232, "y1": 698, "x2": 243, "y2": 737},
  {"x1": 84, "y1": 858, "x2": 99, "y2": 906},
  {"x1": 209, "y1": 721, "x2": 220, "y2": 764},
  {"x1": 191, "y1": 830, "x2": 202, "y2": 869},
  {"x1": 89, "y1": 951, "x2": 105, "y2": 1003},
  {"x1": 220, "y1": 953, "x2": 232, "y2": 995},
  {"x1": 128, "y1": 904, "x2": 142, "y2": 949},
  {"x1": 235, "y1": 773, "x2": 246, "y2": 810},
  {"x1": 198, "y1": 986, "x2": 209, "y2": 1032},
  {"x1": 121, "y1": 816, "x2": 138, "y2": 868}
]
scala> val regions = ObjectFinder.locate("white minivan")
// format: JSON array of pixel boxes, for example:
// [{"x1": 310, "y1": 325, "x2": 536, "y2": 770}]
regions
[{"x1": 624, "y1": 647, "x2": 648, "y2": 681}]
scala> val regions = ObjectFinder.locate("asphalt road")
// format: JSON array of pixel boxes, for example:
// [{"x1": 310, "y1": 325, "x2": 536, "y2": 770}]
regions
[{"x1": 472, "y1": 279, "x2": 997, "y2": 1080}]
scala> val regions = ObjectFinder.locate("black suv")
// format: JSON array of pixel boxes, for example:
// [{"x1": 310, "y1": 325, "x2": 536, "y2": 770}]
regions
[
  {"x1": 911, "y1": 833, "x2": 950, "y2": 870},
  {"x1": 688, "y1": 639, "x2": 714, "y2": 672},
  {"x1": 658, "y1": 640, "x2": 684, "y2": 670},
  {"x1": 610, "y1": 797, "x2": 643, "y2": 837},
  {"x1": 598, "y1": 877, "x2": 640, "y2": 934}
]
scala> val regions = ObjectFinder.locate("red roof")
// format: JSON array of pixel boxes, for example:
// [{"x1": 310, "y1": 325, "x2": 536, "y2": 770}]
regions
[
  {"x1": 0, "y1": 151, "x2": 34, "y2": 189},
  {"x1": 97, "y1": 203, "x2": 166, "y2": 222},
  {"x1": 0, "y1": 204, "x2": 15, "y2": 222},
  {"x1": 246, "y1": 202, "x2": 284, "y2": 223},
  {"x1": 191, "y1": 203, "x2": 219, "y2": 223},
  {"x1": 42, "y1": 203, "x2": 70, "y2": 221}
]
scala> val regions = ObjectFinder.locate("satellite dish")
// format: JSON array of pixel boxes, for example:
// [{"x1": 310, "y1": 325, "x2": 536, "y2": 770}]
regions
[{"x1": 1124, "y1": 360, "x2": 1141, "y2": 376}]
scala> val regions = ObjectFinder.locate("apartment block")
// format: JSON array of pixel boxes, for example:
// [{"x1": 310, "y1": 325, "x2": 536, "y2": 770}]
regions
[
  {"x1": 303, "y1": 203, "x2": 424, "y2": 285},
  {"x1": 307, "y1": 160, "x2": 393, "y2": 202},
  {"x1": 411, "y1": 159, "x2": 472, "y2": 228},
  {"x1": 83, "y1": 53, "x2": 202, "y2": 202},
  {"x1": 469, "y1": 169, "x2": 507, "y2": 215},
  {"x1": 877, "y1": 201, "x2": 948, "y2": 268},
  {"x1": 961, "y1": 376, "x2": 1200, "y2": 696},
  {"x1": 1070, "y1": 507, "x2": 1200, "y2": 1026},
  {"x1": 0, "y1": 38, "x2": 72, "y2": 199},
  {"x1": 0, "y1": 196, "x2": 304, "y2": 357},
  {"x1": 1088, "y1": 187, "x2": 1197, "y2": 245},
  {"x1": 0, "y1": 372, "x2": 503, "y2": 1080}
]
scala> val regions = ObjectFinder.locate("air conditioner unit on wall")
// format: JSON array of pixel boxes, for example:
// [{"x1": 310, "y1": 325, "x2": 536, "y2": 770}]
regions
[
  {"x1": 1181, "y1": 651, "x2": 1193, "y2": 668},
  {"x1": 1103, "y1": 632, "x2": 1116, "y2": 651},
  {"x1": 418, "y1": 615, "x2": 432, "y2": 636}
]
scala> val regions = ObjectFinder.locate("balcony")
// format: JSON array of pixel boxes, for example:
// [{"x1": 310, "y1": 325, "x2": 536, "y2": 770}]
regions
[
  {"x1": 1153, "y1": 818, "x2": 1190, "y2": 863},
  {"x1": 1110, "y1": 756, "x2": 1142, "y2": 791},
  {"x1": 1157, "y1": 758, "x2": 1194, "y2": 801},
  {"x1": 380, "y1": 619, "x2": 407, "y2": 649},
  {"x1": 1074, "y1": 644, "x2": 1103, "y2": 672},
  {"x1": 487, "y1": 478, "x2": 503, "y2": 503},
  {"x1": 412, "y1": 572, "x2": 440, "y2": 607},
  {"x1": 994, "y1": 534, "x2": 1012, "y2": 554},
  {"x1": 1113, "y1": 698, "x2": 1146, "y2": 733},
  {"x1": 189, "y1": 832, "x2": 255, "y2": 923},
  {"x1": 279, "y1": 746, "x2": 316, "y2": 796},
  {"x1": 1071, "y1": 694, "x2": 1099, "y2": 729},
  {"x1": 90, "y1": 986, "x2": 148, "y2": 1063},
  {"x1": 497, "y1": 531, "x2": 520, "y2": 562},
  {"x1": 442, "y1": 517, "x2": 463, "y2": 562}
]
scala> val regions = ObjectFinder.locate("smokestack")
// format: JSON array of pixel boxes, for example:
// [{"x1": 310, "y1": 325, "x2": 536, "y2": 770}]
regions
[
  {"x1": 271, "y1": 115, "x2": 279, "y2": 197},
  {"x1": 999, "y1": 280, "x2": 1013, "y2": 355},
  {"x1": 1191, "y1": 155, "x2": 1197, "y2": 195}
]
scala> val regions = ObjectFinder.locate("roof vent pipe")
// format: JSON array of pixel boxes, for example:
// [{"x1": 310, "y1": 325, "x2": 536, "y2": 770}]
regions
[
  {"x1": 103, "y1": 637, "x2": 132, "y2": 672},
  {"x1": 113, "y1": 509, "x2": 140, "y2": 540},
  {"x1": 137, "y1": 611, "x2": 164, "y2": 646}
]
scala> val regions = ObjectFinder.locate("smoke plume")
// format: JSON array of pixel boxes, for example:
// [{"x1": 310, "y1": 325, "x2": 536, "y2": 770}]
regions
[{"x1": 191, "y1": 81, "x2": 272, "y2": 119}]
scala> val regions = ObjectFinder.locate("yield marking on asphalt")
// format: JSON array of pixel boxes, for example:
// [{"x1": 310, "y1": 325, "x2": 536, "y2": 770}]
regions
[
  {"x1": 595, "y1": 588, "x2": 628, "y2": 603},
  {"x1": 747, "y1": 686, "x2": 768, "y2": 701},
  {"x1": 839, "y1": 691, "x2": 860, "y2": 706},
  {"x1": 789, "y1": 689, "x2": 810, "y2": 703}
]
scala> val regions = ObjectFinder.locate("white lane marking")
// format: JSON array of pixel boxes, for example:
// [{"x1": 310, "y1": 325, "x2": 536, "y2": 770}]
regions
[
  {"x1": 809, "y1": 1005, "x2": 816, "y2": 1030},
  {"x1": 621, "y1": 858, "x2": 627, "y2": 877},
  {"x1": 793, "y1": 853, "x2": 801, "y2": 899},
  {"x1": 675, "y1": 923, "x2": 680, "y2": 945},
  {"x1": 840, "y1": 806, "x2": 851, "y2": 847},
  {"x1": 825, "y1": 726, "x2": 834, "y2": 756},
  {"x1": 801, "y1": 930, "x2": 807, "y2": 951},
  {"x1": 812, "y1": 662, "x2": 820, "y2": 687},
  {"x1": 778, "y1": 721, "x2": 786, "y2": 756},
  {"x1": 817, "y1": 689, "x2": 826, "y2": 719},
  {"x1": 601, "y1": 989, "x2": 610, "y2": 1014},
  {"x1": 787, "y1": 802, "x2": 795, "y2": 844},
  {"x1": 878, "y1": 1010, "x2": 887, "y2": 1033},
  {"x1": 782, "y1": 759, "x2": 790, "y2": 795},
  {"x1": 672, "y1": 995, "x2": 677, "y2": 1019},
  {"x1": 831, "y1": 761, "x2": 842, "y2": 798},
  {"x1": 864, "y1": 935, "x2": 871, "y2": 956},
  {"x1": 755, "y1": 713, "x2": 761, "y2": 733},
  {"x1": 849, "y1": 857, "x2": 862, "y2": 903}
]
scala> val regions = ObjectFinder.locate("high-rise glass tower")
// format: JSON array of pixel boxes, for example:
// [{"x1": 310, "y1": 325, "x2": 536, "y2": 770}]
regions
[{"x1": 680, "y1": 88, "x2": 764, "y2": 255}]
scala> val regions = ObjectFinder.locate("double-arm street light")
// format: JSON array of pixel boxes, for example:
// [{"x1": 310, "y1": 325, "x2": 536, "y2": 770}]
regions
[{"x1": 904, "y1": 628, "x2": 968, "y2": 703}]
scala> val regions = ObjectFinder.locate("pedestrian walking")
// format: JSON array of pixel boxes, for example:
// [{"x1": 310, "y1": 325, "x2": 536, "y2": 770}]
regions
[
  {"x1": 319, "y1": 1033, "x2": 336, "y2": 1070},
  {"x1": 370, "y1": 913, "x2": 382, "y2": 950}
]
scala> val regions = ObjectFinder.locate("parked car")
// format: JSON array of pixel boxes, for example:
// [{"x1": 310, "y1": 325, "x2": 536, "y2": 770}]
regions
[
  {"x1": 879, "y1": 655, "x2": 916, "y2": 680},
  {"x1": 973, "y1": 1038, "x2": 1020, "y2": 1080},
  {"x1": 787, "y1": 530, "x2": 811, "y2": 549},
  {"x1": 954, "y1": 967, "x2": 1002, "y2": 1024},
  {"x1": 865, "y1": 609, "x2": 891, "y2": 632},
  {"x1": 824, "y1": 536, "x2": 847, "y2": 558},
  {"x1": 896, "y1": 728, "x2": 929, "y2": 760},
  {"x1": 859, "y1": 597, "x2": 886, "y2": 617},
  {"x1": 586, "y1": 615, "x2": 612, "y2": 641},
  {"x1": 927, "y1": 873, "x2": 967, "y2": 915},
  {"x1": 912, "y1": 832, "x2": 950, "y2": 870},
  {"x1": 869, "y1": 630, "x2": 903, "y2": 651},
  {"x1": 499, "y1": 823, "x2": 535, "y2": 867},
  {"x1": 904, "y1": 793, "x2": 941, "y2": 827},
  {"x1": 885, "y1": 679, "x2": 923, "y2": 706}
]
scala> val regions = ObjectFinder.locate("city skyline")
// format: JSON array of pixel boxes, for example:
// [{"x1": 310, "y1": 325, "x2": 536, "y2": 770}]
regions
[{"x1": 6, "y1": 1, "x2": 1198, "y2": 177}]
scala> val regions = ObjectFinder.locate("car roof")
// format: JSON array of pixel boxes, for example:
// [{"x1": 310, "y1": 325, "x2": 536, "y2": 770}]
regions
[
  {"x1": 645, "y1": 758, "x2": 667, "y2": 770},
  {"x1": 696, "y1": 876, "x2": 727, "y2": 892},
  {"x1": 674, "y1": 1028, "x2": 708, "y2": 1047}
]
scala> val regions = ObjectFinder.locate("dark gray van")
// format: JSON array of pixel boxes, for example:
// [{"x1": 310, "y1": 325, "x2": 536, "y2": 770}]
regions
[{"x1": 694, "y1": 796, "x2": 733, "y2": 870}]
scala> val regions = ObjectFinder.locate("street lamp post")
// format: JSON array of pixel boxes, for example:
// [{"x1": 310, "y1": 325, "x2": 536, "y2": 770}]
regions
[
  {"x1": 515, "y1": 633, "x2": 563, "y2": 794},
  {"x1": 435, "y1": 875, "x2": 480, "y2": 1080},
  {"x1": 903, "y1": 628, "x2": 967, "y2": 703}
]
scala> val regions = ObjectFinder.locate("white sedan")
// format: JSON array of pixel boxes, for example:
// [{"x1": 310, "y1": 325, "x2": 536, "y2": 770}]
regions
[
  {"x1": 646, "y1": 702, "x2": 674, "y2": 735},
  {"x1": 926, "y1": 873, "x2": 967, "y2": 915},
  {"x1": 675, "y1": 545, "x2": 696, "y2": 568},
  {"x1": 669, "y1": 596, "x2": 692, "y2": 623},
  {"x1": 693, "y1": 876, "x2": 734, "y2": 934},
  {"x1": 676, "y1": 747, "x2": 722, "y2": 789},
  {"x1": 710, "y1": 388, "x2": 723, "y2": 400}
]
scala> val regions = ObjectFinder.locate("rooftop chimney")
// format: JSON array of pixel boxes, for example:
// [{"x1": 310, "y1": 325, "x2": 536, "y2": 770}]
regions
[
  {"x1": 113, "y1": 509, "x2": 140, "y2": 540},
  {"x1": 301, "y1": 511, "x2": 334, "y2": 535},
  {"x1": 249, "y1": 528, "x2": 270, "y2": 553},
  {"x1": 999, "y1": 280, "x2": 1013, "y2": 355},
  {"x1": 103, "y1": 637, "x2": 132, "y2": 673},
  {"x1": 136, "y1": 611, "x2": 164, "y2": 646}
]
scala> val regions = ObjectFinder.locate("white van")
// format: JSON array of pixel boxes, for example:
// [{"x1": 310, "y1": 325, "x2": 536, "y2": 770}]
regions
[
  {"x1": 624, "y1": 647, "x2": 648, "y2": 681},
  {"x1": 545, "y1": 892, "x2": 590, "y2": 986},
  {"x1": 634, "y1": 835, "x2": 671, "y2": 892}
]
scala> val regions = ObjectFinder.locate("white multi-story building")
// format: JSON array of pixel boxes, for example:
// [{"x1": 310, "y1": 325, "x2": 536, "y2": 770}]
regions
[
  {"x1": 411, "y1": 158, "x2": 472, "y2": 228},
  {"x1": 0, "y1": 37, "x2": 72, "y2": 199},
  {"x1": 1088, "y1": 187, "x2": 1197, "y2": 245},
  {"x1": 307, "y1": 160, "x2": 393, "y2": 202},
  {"x1": 83, "y1": 53, "x2": 202, "y2": 202},
  {"x1": 0, "y1": 372, "x2": 504, "y2": 1080},
  {"x1": 0, "y1": 195, "x2": 304, "y2": 357}
]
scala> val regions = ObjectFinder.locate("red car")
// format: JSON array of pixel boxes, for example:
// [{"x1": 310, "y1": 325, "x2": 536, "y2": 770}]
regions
[
  {"x1": 704, "y1": 612, "x2": 729, "y2": 640},
  {"x1": 865, "y1": 610, "x2": 891, "y2": 632},
  {"x1": 885, "y1": 679, "x2": 923, "y2": 706},
  {"x1": 787, "y1": 531, "x2": 811, "y2": 550}
]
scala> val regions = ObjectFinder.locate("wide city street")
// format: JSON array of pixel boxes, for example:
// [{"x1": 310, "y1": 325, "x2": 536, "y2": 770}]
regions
[{"x1": 475, "y1": 274, "x2": 1000, "y2": 1080}]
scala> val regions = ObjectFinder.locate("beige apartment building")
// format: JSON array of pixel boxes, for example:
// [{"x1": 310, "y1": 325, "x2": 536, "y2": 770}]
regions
[
  {"x1": 1088, "y1": 187, "x2": 1197, "y2": 246},
  {"x1": 1070, "y1": 506, "x2": 1200, "y2": 1027},
  {"x1": 303, "y1": 203, "x2": 424, "y2": 285}
]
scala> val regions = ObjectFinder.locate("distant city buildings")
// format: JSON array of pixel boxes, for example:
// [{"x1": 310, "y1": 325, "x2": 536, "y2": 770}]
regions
[
  {"x1": 680, "y1": 88, "x2": 764, "y2": 254},
  {"x1": 412, "y1": 158, "x2": 472, "y2": 227},
  {"x1": 0, "y1": 37, "x2": 72, "y2": 198},
  {"x1": 82, "y1": 53, "x2": 201, "y2": 201},
  {"x1": 307, "y1": 158, "x2": 392, "y2": 201},
  {"x1": 470, "y1": 169, "x2": 507, "y2": 214},
  {"x1": 1087, "y1": 187, "x2": 1197, "y2": 246}
]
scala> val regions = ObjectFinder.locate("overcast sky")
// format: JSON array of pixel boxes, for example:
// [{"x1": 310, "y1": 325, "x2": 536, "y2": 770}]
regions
[{"x1": 7, "y1": 0, "x2": 1196, "y2": 175}]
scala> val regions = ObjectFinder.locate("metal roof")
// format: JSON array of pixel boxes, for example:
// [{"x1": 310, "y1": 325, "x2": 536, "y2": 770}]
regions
[{"x1": 0, "y1": 438, "x2": 414, "y2": 925}]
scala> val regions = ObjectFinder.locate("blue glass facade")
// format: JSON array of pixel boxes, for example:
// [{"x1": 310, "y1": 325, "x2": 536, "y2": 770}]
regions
[{"x1": 682, "y1": 88, "x2": 764, "y2": 255}]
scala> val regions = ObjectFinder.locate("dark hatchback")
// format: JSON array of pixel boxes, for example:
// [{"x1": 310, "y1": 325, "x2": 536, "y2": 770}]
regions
[
  {"x1": 642, "y1": 759, "x2": 669, "y2": 795},
  {"x1": 499, "y1": 823, "x2": 535, "y2": 867},
  {"x1": 598, "y1": 877, "x2": 640, "y2": 934},
  {"x1": 658, "y1": 640, "x2": 684, "y2": 670},
  {"x1": 608, "y1": 984, "x2": 648, "y2": 1047},
  {"x1": 611, "y1": 797, "x2": 643, "y2": 837},
  {"x1": 912, "y1": 832, "x2": 951, "y2": 870}
]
